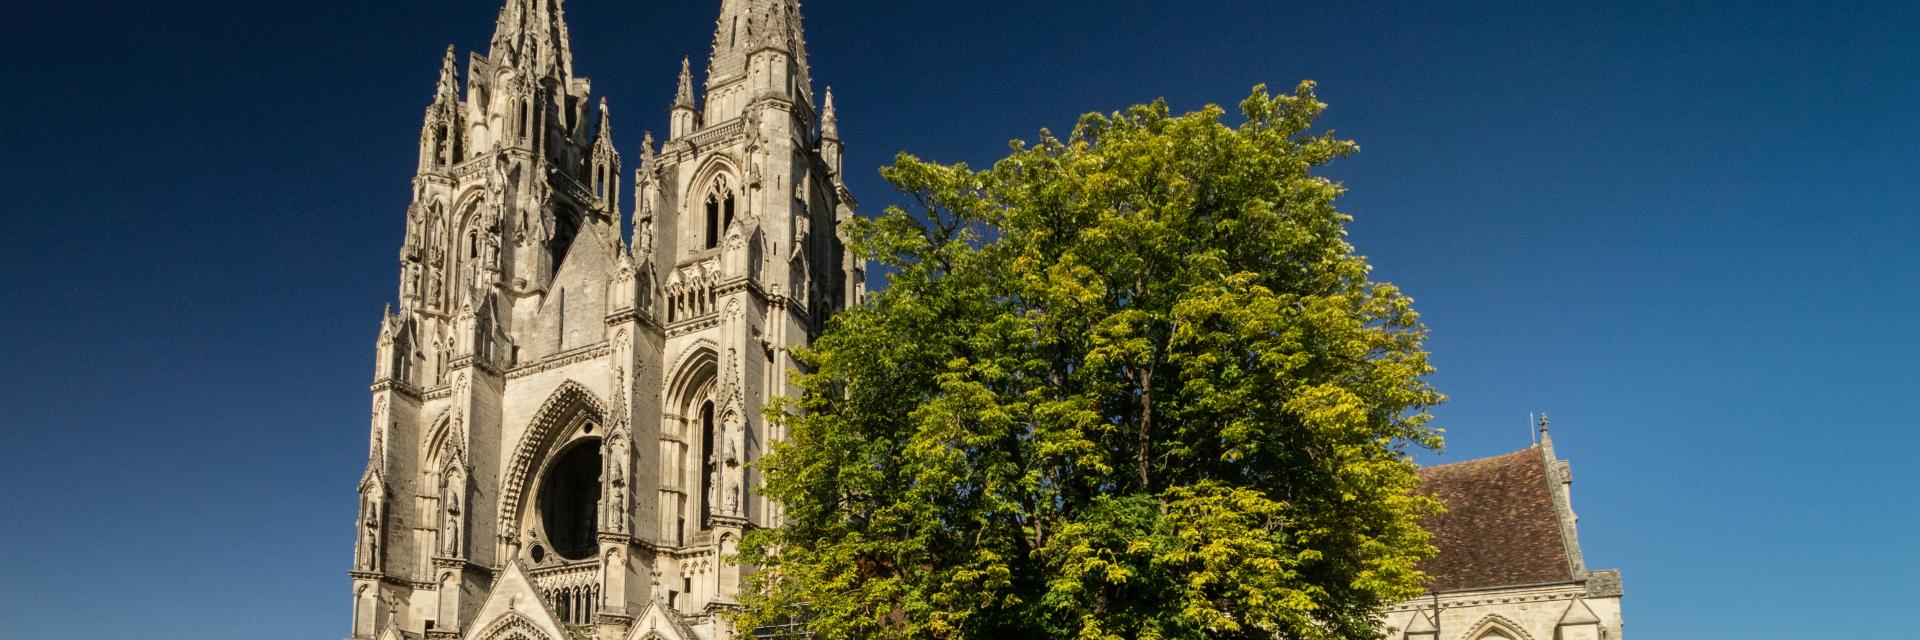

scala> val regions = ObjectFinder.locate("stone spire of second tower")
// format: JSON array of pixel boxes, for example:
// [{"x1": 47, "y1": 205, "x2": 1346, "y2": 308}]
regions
[
  {"x1": 490, "y1": 0, "x2": 576, "y2": 79},
  {"x1": 705, "y1": 0, "x2": 811, "y2": 97}
]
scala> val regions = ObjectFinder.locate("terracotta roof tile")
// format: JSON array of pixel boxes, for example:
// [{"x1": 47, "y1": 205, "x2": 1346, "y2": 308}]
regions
[{"x1": 1415, "y1": 447, "x2": 1574, "y2": 592}]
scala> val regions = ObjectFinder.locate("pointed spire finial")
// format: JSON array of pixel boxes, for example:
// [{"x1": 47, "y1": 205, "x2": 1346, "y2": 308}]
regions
[
  {"x1": 435, "y1": 45, "x2": 461, "y2": 101},
  {"x1": 674, "y1": 57, "x2": 696, "y2": 109},
  {"x1": 821, "y1": 86, "x2": 839, "y2": 140},
  {"x1": 488, "y1": 0, "x2": 575, "y2": 78},
  {"x1": 596, "y1": 97, "x2": 613, "y2": 139}
]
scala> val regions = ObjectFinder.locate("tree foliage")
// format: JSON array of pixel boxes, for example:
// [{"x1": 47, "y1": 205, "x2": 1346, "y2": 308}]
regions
[{"x1": 736, "y1": 83, "x2": 1445, "y2": 640}]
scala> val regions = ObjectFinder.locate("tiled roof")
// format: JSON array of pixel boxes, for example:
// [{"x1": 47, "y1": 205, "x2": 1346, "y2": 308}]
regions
[{"x1": 1415, "y1": 447, "x2": 1575, "y2": 592}]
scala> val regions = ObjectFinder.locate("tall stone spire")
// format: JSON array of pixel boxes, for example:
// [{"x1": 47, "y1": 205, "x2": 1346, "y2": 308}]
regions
[
  {"x1": 705, "y1": 0, "x2": 810, "y2": 91},
  {"x1": 489, "y1": 0, "x2": 575, "y2": 79}
]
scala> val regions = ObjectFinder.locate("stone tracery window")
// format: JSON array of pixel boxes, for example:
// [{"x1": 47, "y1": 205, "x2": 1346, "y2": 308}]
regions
[{"x1": 704, "y1": 175, "x2": 735, "y2": 250}]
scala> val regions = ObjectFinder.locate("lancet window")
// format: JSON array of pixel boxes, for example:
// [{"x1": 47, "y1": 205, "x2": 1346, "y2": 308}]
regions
[{"x1": 704, "y1": 175, "x2": 736, "y2": 250}]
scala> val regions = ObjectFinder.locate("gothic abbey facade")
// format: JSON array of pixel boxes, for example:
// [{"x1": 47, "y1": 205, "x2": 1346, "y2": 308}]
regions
[
  {"x1": 349, "y1": 1, "x2": 859, "y2": 638},
  {"x1": 348, "y1": 3, "x2": 1627, "y2": 640}
]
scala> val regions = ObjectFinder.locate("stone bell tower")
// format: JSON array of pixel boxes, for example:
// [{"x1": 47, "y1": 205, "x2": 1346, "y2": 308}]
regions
[
  {"x1": 350, "y1": 1, "x2": 859, "y2": 639},
  {"x1": 629, "y1": 0, "x2": 862, "y2": 630}
]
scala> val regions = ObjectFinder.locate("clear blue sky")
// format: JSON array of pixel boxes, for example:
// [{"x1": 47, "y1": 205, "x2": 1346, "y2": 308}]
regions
[{"x1": 1, "y1": 0, "x2": 1914, "y2": 638}]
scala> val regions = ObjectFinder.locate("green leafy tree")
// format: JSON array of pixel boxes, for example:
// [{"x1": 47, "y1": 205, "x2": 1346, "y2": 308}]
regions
[{"x1": 737, "y1": 83, "x2": 1444, "y2": 640}]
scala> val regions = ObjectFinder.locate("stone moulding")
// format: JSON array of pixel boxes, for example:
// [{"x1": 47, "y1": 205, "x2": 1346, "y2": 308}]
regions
[
  {"x1": 1381, "y1": 582, "x2": 1587, "y2": 613},
  {"x1": 1461, "y1": 613, "x2": 1536, "y2": 640},
  {"x1": 496, "y1": 381, "x2": 609, "y2": 529},
  {"x1": 474, "y1": 612, "x2": 554, "y2": 640}
]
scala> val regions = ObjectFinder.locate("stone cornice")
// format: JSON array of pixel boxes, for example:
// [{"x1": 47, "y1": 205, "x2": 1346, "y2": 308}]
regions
[
  {"x1": 679, "y1": 119, "x2": 744, "y2": 153},
  {"x1": 594, "y1": 612, "x2": 635, "y2": 627},
  {"x1": 450, "y1": 355, "x2": 505, "y2": 378},
  {"x1": 349, "y1": 571, "x2": 425, "y2": 591},
  {"x1": 665, "y1": 315, "x2": 722, "y2": 338},
  {"x1": 431, "y1": 557, "x2": 476, "y2": 571},
  {"x1": 369, "y1": 379, "x2": 424, "y2": 400},
  {"x1": 505, "y1": 343, "x2": 612, "y2": 380},
  {"x1": 1384, "y1": 580, "x2": 1595, "y2": 614},
  {"x1": 605, "y1": 307, "x2": 649, "y2": 327}
]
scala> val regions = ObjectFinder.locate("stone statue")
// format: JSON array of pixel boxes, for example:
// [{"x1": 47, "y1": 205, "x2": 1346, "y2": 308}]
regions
[
  {"x1": 611, "y1": 366, "x2": 626, "y2": 409},
  {"x1": 359, "y1": 498, "x2": 381, "y2": 570},
  {"x1": 429, "y1": 270, "x2": 444, "y2": 306},
  {"x1": 721, "y1": 410, "x2": 745, "y2": 515},
  {"x1": 636, "y1": 212, "x2": 654, "y2": 258},
  {"x1": 706, "y1": 461, "x2": 720, "y2": 519},
  {"x1": 402, "y1": 262, "x2": 419, "y2": 299},
  {"x1": 442, "y1": 481, "x2": 462, "y2": 557},
  {"x1": 607, "y1": 455, "x2": 627, "y2": 532}
]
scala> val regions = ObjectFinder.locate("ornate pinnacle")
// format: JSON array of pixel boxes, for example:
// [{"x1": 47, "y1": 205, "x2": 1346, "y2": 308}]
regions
[
  {"x1": 674, "y1": 57, "x2": 696, "y2": 109},
  {"x1": 595, "y1": 97, "x2": 613, "y2": 145},
  {"x1": 820, "y1": 86, "x2": 839, "y2": 141},
  {"x1": 435, "y1": 45, "x2": 460, "y2": 103}
]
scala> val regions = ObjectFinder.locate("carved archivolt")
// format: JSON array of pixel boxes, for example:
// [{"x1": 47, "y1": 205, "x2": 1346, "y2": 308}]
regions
[
  {"x1": 689, "y1": 155, "x2": 742, "y2": 203},
  {"x1": 1463, "y1": 614, "x2": 1536, "y2": 640},
  {"x1": 498, "y1": 380, "x2": 609, "y2": 529},
  {"x1": 663, "y1": 341, "x2": 720, "y2": 409},
  {"x1": 474, "y1": 612, "x2": 554, "y2": 640}
]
